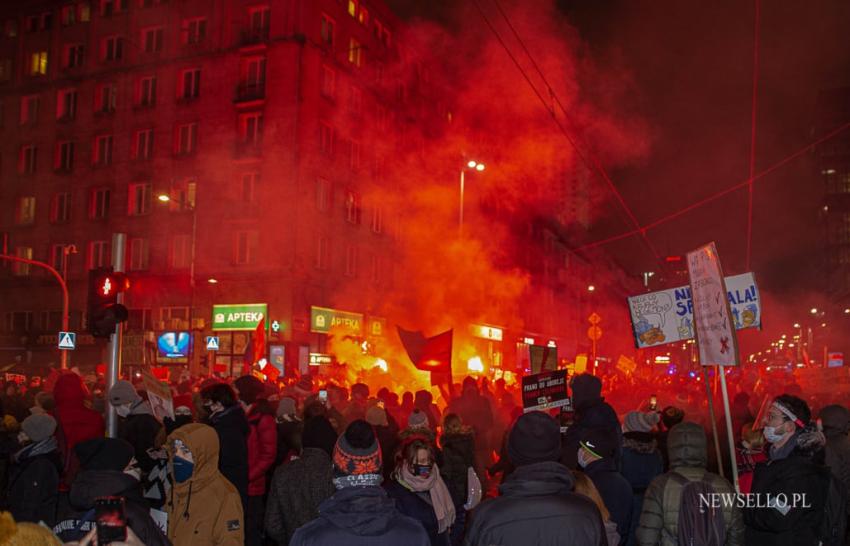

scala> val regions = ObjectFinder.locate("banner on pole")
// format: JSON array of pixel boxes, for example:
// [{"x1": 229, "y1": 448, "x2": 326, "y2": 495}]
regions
[
  {"x1": 521, "y1": 369, "x2": 571, "y2": 412},
  {"x1": 627, "y1": 272, "x2": 759, "y2": 348},
  {"x1": 687, "y1": 242, "x2": 739, "y2": 366}
]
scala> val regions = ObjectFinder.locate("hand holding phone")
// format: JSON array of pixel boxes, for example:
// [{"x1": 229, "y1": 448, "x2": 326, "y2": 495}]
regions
[{"x1": 95, "y1": 496, "x2": 127, "y2": 545}]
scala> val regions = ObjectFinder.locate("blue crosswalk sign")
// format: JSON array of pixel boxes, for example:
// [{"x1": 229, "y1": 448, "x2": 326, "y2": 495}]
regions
[
  {"x1": 58, "y1": 331, "x2": 76, "y2": 350},
  {"x1": 205, "y1": 336, "x2": 220, "y2": 351}
]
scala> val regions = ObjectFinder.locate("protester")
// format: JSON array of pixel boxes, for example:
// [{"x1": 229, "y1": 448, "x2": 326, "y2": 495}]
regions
[
  {"x1": 265, "y1": 416, "x2": 337, "y2": 546},
  {"x1": 234, "y1": 375, "x2": 278, "y2": 546},
  {"x1": 574, "y1": 470, "x2": 622, "y2": 546},
  {"x1": 820, "y1": 404, "x2": 850, "y2": 503},
  {"x1": 657, "y1": 406, "x2": 684, "y2": 470},
  {"x1": 274, "y1": 397, "x2": 302, "y2": 466},
  {"x1": 290, "y1": 419, "x2": 430, "y2": 546},
  {"x1": 745, "y1": 395, "x2": 832, "y2": 546},
  {"x1": 366, "y1": 404, "x2": 399, "y2": 481},
  {"x1": 166, "y1": 423, "x2": 244, "y2": 546},
  {"x1": 53, "y1": 437, "x2": 169, "y2": 546},
  {"x1": 6, "y1": 414, "x2": 60, "y2": 525},
  {"x1": 52, "y1": 373, "x2": 104, "y2": 490},
  {"x1": 579, "y1": 427, "x2": 633, "y2": 545},
  {"x1": 735, "y1": 422, "x2": 767, "y2": 494},
  {"x1": 636, "y1": 421, "x2": 743, "y2": 546},
  {"x1": 464, "y1": 411, "x2": 607, "y2": 545},
  {"x1": 438, "y1": 413, "x2": 476, "y2": 546},
  {"x1": 448, "y1": 378, "x2": 494, "y2": 477},
  {"x1": 344, "y1": 383, "x2": 370, "y2": 423},
  {"x1": 562, "y1": 374, "x2": 622, "y2": 469},
  {"x1": 402, "y1": 409, "x2": 437, "y2": 444},
  {"x1": 164, "y1": 394, "x2": 196, "y2": 435},
  {"x1": 200, "y1": 381, "x2": 249, "y2": 509},
  {"x1": 1, "y1": 383, "x2": 27, "y2": 423},
  {"x1": 29, "y1": 391, "x2": 55, "y2": 416},
  {"x1": 620, "y1": 411, "x2": 664, "y2": 546},
  {"x1": 414, "y1": 390, "x2": 441, "y2": 431},
  {"x1": 108, "y1": 380, "x2": 163, "y2": 479}
]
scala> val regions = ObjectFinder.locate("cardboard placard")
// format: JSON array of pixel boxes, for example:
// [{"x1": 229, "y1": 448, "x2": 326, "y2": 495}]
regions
[
  {"x1": 521, "y1": 370, "x2": 571, "y2": 412},
  {"x1": 140, "y1": 370, "x2": 174, "y2": 422}
]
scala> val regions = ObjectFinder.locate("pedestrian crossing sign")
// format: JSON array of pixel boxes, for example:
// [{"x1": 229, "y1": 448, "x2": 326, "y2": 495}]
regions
[
  {"x1": 205, "y1": 336, "x2": 220, "y2": 351},
  {"x1": 58, "y1": 331, "x2": 76, "y2": 350}
]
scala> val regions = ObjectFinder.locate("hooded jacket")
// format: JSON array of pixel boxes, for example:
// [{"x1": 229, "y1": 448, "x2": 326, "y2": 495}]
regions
[
  {"x1": 439, "y1": 431, "x2": 476, "y2": 507},
  {"x1": 208, "y1": 404, "x2": 249, "y2": 508},
  {"x1": 622, "y1": 431, "x2": 664, "y2": 546},
  {"x1": 6, "y1": 438, "x2": 61, "y2": 525},
  {"x1": 246, "y1": 402, "x2": 277, "y2": 497},
  {"x1": 820, "y1": 404, "x2": 850, "y2": 512},
  {"x1": 636, "y1": 422, "x2": 743, "y2": 546},
  {"x1": 464, "y1": 461, "x2": 607, "y2": 546},
  {"x1": 584, "y1": 456, "x2": 633, "y2": 545},
  {"x1": 290, "y1": 486, "x2": 430, "y2": 546},
  {"x1": 52, "y1": 373, "x2": 104, "y2": 489},
  {"x1": 166, "y1": 424, "x2": 244, "y2": 546},
  {"x1": 561, "y1": 377, "x2": 622, "y2": 469},
  {"x1": 52, "y1": 469, "x2": 170, "y2": 546},
  {"x1": 118, "y1": 399, "x2": 163, "y2": 476}
]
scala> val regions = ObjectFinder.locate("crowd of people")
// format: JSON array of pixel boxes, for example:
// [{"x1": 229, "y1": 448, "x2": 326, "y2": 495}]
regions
[{"x1": 0, "y1": 368, "x2": 846, "y2": 546}]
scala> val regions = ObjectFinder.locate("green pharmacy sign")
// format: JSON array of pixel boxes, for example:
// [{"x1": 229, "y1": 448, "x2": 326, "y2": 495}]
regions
[
  {"x1": 212, "y1": 303, "x2": 268, "y2": 331},
  {"x1": 310, "y1": 306, "x2": 363, "y2": 334}
]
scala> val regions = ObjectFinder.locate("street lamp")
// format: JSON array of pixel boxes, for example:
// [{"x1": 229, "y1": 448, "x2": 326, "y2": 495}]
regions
[
  {"x1": 587, "y1": 285, "x2": 596, "y2": 292},
  {"x1": 810, "y1": 308, "x2": 819, "y2": 315},
  {"x1": 459, "y1": 159, "x2": 485, "y2": 236}
]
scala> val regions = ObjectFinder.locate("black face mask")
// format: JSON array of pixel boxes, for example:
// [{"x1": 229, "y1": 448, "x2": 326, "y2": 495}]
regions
[{"x1": 413, "y1": 463, "x2": 432, "y2": 478}]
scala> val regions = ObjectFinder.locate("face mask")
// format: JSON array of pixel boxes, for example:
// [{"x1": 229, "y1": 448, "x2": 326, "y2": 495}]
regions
[
  {"x1": 763, "y1": 425, "x2": 787, "y2": 443},
  {"x1": 172, "y1": 455, "x2": 194, "y2": 483},
  {"x1": 413, "y1": 463, "x2": 432, "y2": 478},
  {"x1": 116, "y1": 405, "x2": 131, "y2": 418},
  {"x1": 17, "y1": 432, "x2": 29, "y2": 445},
  {"x1": 124, "y1": 463, "x2": 141, "y2": 481},
  {"x1": 577, "y1": 448, "x2": 595, "y2": 469}
]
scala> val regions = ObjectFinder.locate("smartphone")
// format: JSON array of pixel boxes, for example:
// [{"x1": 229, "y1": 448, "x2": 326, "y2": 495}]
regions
[
  {"x1": 318, "y1": 390, "x2": 328, "y2": 404},
  {"x1": 649, "y1": 395, "x2": 658, "y2": 411},
  {"x1": 95, "y1": 496, "x2": 127, "y2": 545}
]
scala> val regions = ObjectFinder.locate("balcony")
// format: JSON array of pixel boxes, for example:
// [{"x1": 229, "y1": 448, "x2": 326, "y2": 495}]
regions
[
  {"x1": 235, "y1": 82, "x2": 265, "y2": 103},
  {"x1": 240, "y1": 27, "x2": 270, "y2": 46}
]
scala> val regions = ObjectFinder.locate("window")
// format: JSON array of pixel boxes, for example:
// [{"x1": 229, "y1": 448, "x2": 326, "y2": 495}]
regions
[
  {"x1": 244, "y1": 57, "x2": 266, "y2": 89},
  {"x1": 180, "y1": 69, "x2": 200, "y2": 100},
  {"x1": 96, "y1": 83, "x2": 117, "y2": 113},
  {"x1": 79, "y1": 3, "x2": 91, "y2": 22},
  {"x1": 128, "y1": 238, "x2": 150, "y2": 270},
  {"x1": 374, "y1": 20, "x2": 391, "y2": 48},
  {"x1": 0, "y1": 59, "x2": 11, "y2": 81},
  {"x1": 93, "y1": 135, "x2": 114, "y2": 166},
  {"x1": 19, "y1": 145, "x2": 37, "y2": 174},
  {"x1": 316, "y1": 178, "x2": 330, "y2": 211},
  {"x1": 61, "y1": 5, "x2": 77, "y2": 26},
  {"x1": 88, "y1": 240, "x2": 109, "y2": 268},
  {"x1": 345, "y1": 245, "x2": 357, "y2": 277},
  {"x1": 319, "y1": 122, "x2": 333, "y2": 155},
  {"x1": 320, "y1": 14, "x2": 334, "y2": 48},
  {"x1": 176, "y1": 123, "x2": 197, "y2": 155},
  {"x1": 183, "y1": 17, "x2": 207, "y2": 45},
  {"x1": 101, "y1": 0, "x2": 127, "y2": 17},
  {"x1": 315, "y1": 235, "x2": 329, "y2": 270},
  {"x1": 248, "y1": 6, "x2": 270, "y2": 38},
  {"x1": 169, "y1": 235, "x2": 191, "y2": 269},
  {"x1": 159, "y1": 307, "x2": 189, "y2": 328},
  {"x1": 128, "y1": 308, "x2": 152, "y2": 331},
  {"x1": 20, "y1": 95, "x2": 39, "y2": 124},
  {"x1": 134, "y1": 129, "x2": 154, "y2": 160},
  {"x1": 345, "y1": 190, "x2": 361, "y2": 224},
  {"x1": 138, "y1": 76, "x2": 157, "y2": 107},
  {"x1": 5, "y1": 19, "x2": 18, "y2": 38},
  {"x1": 349, "y1": 140, "x2": 361, "y2": 170},
  {"x1": 57, "y1": 88, "x2": 78, "y2": 120},
  {"x1": 358, "y1": 5, "x2": 368, "y2": 26},
  {"x1": 102, "y1": 36, "x2": 124, "y2": 62},
  {"x1": 13, "y1": 247, "x2": 33, "y2": 276},
  {"x1": 63, "y1": 44, "x2": 85, "y2": 69},
  {"x1": 27, "y1": 16, "x2": 39, "y2": 33},
  {"x1": 56, "y1": 141, "x2": 75, "y2": 171},
  {"x1": 321, "y1": 65, "x2": 335, "y2": 98},
  {"x1": 50, "y1": 192, "x2": 72, "y2": 223},
  {"x1": 350, "y1": 86, "x2": 362, "y2": 114},
  {"x1": 240, "y1": 172, "x2": 259, "y2": 203},
  {"x1": 30, "y1": 51, "x2": 48, "y2": 75},
  {"x1": 371, "y1": 206, "x2": 383, "y2": 233},
  {"x1": 348, "y1": 39, "x2": 362, "y2": 67},
  {"x1": 89, "y1": 188, "x2": 110, "y2": 219},
  {"x1": 348, "y1": 0, "x2": 357, "y2": 17},
  {"x1": 142, "y1": 27, "x2": 164, "y2": 53},
  {"x1": 128, "y1": 182, "x2": 152, "y2": 216},
  {"x1": 234, "y1": 231, "x2": 258, "y2": 265},
  {"x1": 51, "y1": 244, "x2": 69, "y2": 272},
  {"x1": 240, "y1": 113, "x2": 262, "y2": 145},
  {"x1": 16, "y1": 197, "x2": 36, "y2": 225}
]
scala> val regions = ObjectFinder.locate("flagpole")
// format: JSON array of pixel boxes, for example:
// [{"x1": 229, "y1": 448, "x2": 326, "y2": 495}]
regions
[
  {"x1": 702, "y1": 365, "x2": 725, "y2": 479},
  {"x1": 718, "y1": 364, "x2": 740, "y2": 492}
]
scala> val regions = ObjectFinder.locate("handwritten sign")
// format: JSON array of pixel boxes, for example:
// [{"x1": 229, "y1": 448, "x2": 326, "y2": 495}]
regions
[{"x1": 687, "y1": 242, "x2": 739, "y2": 366}]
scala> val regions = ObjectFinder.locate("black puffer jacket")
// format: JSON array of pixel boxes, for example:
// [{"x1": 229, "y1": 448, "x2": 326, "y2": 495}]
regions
[
  {"x1": 208, "y1": 404, "x2": 249, "y2": 509},
  {"x1": 439, "y1": 432, "x2": 475, "y2": 506},
  {"x1": 6, "y1": 438, "x2": 61, "y2": 524},
  {"x1": 464, "y1": 461, "x2": 606, "y2": 546},
  {"x1": 52, "y1": 469, "x2": 171, "y2": 546},
  {"x1": 561, "y1": 377, "x2": 622, "y2": 469},
  {"x1": 118, "y1": 400, "x2": 163, "y2": 475}
]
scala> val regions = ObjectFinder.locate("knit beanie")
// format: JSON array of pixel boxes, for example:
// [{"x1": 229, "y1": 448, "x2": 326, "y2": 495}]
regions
[
  {"x1": 570, "y1": 374, "x2": 602, "y2": 409},
  {"x1": 365, "y1": 406, "x2": 388, "y2": 427},
  {"x1": 661, "y1": 406, "x2": 686, "y2": 429},
  {"x1": 108, "y1": 380, "x2": 140, "y2": 406},
  {"x1": 21, "y1": 414, "x2": 56, "y2": 443},
  {"x1": 624, "y1": 411, "x2": 661, "y2": 433},
  {"x1": 173, "y1": 394, "x2": 195, "y2": 417},
  {"x1": 234, "y1": 375, "x2": 265, "y2": 406},
  {"x1": 277, "y1": 397, "x2": 296, "y2": 419},
  {"x1": 408, "y1": 409, "x2": 429, "y2": 430},
  {"x1": 75, "y1": 437, "x2": 134, "y2": 471},
  {"x1": 579, "y1": 427, "x2": 618, "y2": 459},
  {"x1": 332, "y1": 420, "x2": 383, "y2": 489},
  {"x1": 507, "y1": 411, "x2": 561, "y2": 466}
]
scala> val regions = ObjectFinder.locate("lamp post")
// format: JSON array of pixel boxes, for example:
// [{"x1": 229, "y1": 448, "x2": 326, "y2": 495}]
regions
[
  {"x1": 157, "y1": 193, "x2": 198, "y2": 374},
  {"x1": 459, "y1": 160, "x2": 485, "y2": 237}
]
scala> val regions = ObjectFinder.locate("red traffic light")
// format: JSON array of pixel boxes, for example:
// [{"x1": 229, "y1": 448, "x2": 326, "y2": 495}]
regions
[{"x1": 99, "y1": 272, "x2": 130, "y2": 297}]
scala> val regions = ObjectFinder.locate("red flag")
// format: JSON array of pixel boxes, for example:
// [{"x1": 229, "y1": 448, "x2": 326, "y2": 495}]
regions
[
  {"x1": 398, "y1": 327, "x2": 453, "y2": 387},
  {"x1": 259, "y1": 360, "x2": 280, "y2": 382},
  {"x1": 253, "y1": 318, "x2": 266, "y2": 366}
]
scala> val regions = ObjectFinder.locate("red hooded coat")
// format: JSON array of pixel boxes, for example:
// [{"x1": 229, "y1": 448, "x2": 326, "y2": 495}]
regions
[{"x1": 53, "y1": 373, "x2": 105, "y2": 488}]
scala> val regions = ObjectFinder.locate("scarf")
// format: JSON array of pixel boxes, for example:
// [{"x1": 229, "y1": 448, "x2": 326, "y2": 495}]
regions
[
  {"x1": 14, "y1": 436, "x2": 58, "y2": 463},
  {"x1": 398, "y1": 464, "x2": 456, "y2": 534}
]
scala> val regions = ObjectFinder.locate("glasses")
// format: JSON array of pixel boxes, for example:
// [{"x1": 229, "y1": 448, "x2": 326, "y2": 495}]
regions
[{"x1": 764, "y1": 411, "x2": 789, "y2": 425}]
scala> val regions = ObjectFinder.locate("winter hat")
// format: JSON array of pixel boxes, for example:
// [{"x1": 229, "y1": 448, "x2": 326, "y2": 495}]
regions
[
  {"x1": 173, "y1": 394, "x2": 195, "y2": 417},
  {"x1": 507, "y1": 411, "x2": 561, "y2": 466},
  {"x1": 365, "y1": 406, "x2": 388, "y2": 427},
  {"x1": 277, "y1": 397, "x2": 297, "y2": 419},
  {"x1": 108, "y1": 380, "x2": 140, "y2": 406},
  {"x1": 624, "y1": 411, "x2": 661, "y2": 433},
  {"x1": 570, "y1": 374, "x2": 602, "y2": 408},
  {"x1": 234, "y1": 375, "x2": 265, "y2": 405},
  {"x1": 332, "y1": 419, "x2": 383, "y2": 489},
  {"x1": 819, "y1": 404, "x2": 850, "y2": 435},
  {"x1": 661, "y1": 406, "x2": 685, "y2": 429},
  {"x1": 408, "y1": 409, "x2": 429, "y2": 430},
  {"x1": 21, "y1": 414, "x2": 56, "y2": 443},
  {"x1": 578, "y1": 427, "x2": 618, "y2": 459},
  {"x1": 75, "y1": 437, "x2": 134, "y2": 472},
  {"x1": 303, "y1": 416, "x2": 338, "y2": 457}
]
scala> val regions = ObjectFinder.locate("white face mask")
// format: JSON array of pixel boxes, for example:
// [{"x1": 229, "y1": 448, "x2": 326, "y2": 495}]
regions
[
  {"x1": 116, "y1": 404, "x2": 131, "y2": 418},
  {"x1": 763, "y1": 425, "x2": 787, "y2": 443},
  {"x1": 17, "y1": 431, "x2": 29, "y2": 445},
  {"x1": 577, "y1": 448, "x2": 592, "y2": 469}
]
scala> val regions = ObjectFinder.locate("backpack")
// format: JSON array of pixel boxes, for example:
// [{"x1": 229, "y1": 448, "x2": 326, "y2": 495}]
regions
[
  {"x1": 665, "y1": 471, "x2": 727, "y2": 546},
  {"x1": 818, "y1": 471, "x2": 848, "y2": 546}
]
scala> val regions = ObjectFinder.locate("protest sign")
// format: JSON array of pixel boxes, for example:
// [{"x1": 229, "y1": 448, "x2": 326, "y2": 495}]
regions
[
  {"x1": 141, "y1": 370, "x2": 174, "y2": 422},
  {"x1": 521, "y1": 370, "x2": 570, "y2": 412},
  {"x1": 687, "y1": 243, "x2": 739, "y2": 367}
]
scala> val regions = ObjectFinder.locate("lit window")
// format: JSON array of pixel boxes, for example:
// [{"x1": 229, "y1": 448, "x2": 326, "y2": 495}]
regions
[
  {"x1": 30, "y1": 51, "x2": 48, "y2": 75},
  {"x1": 358, "y1": 5, "x2": 368, "y2": 26},
  {"x1": 348, "y1": 39, "x2": 362, "y2": 67},
  {"x1": 128, "y1": 182, "x2": 152, "y2": 216},
  {"x1": 348, "y1": 0, "x2": 357, "y2": 18},
  {"x1": 16, "y1": 197, "x2": 36, "y2": 225},
  {"x1": 13, "y1": 247, "x2": 33, "y2": 276}
]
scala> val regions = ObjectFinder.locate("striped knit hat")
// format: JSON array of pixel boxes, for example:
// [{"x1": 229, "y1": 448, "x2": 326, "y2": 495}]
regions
[{"x1": 332, "y1": 420, "x2": 383, "y2": 489}]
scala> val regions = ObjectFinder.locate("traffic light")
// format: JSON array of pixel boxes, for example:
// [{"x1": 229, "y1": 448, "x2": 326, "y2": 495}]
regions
[{"x1": 87, "y1": 267, "x2": 130, "y2": 338}]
